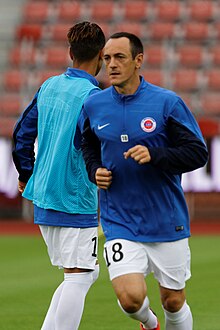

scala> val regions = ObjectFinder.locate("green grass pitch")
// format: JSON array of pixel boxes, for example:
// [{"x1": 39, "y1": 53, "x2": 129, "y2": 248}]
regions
[{"x1": 0, "y1": 234, "x2": 219, "y2": 330}]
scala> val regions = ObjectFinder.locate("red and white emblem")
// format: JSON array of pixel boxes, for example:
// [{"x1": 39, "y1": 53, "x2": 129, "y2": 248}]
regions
[{"x1": 141, "y1": 117, "x2": 156, "y2": 133}]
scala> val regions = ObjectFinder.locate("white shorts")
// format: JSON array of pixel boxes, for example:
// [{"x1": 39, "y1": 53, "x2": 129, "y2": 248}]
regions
[
  {"x1": 39, "y1": 225, "x2": 98, "y2": 270},
  {"x1": 103, "y1": 238, "x2": 191, "y2": 290}
]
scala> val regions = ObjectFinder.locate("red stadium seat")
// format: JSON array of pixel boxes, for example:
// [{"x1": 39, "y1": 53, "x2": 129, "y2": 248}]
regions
[
  {"x1": 211, "y1": 46, "x2": 220, "y2": 66},
  {"x1": 0, "y1": 117, "x2": 17, "y2": 138},
  {"x1": 155, "y1": 1, "x2": 182, "y2": 22},
  {"x1": 90, "y1": 1, "x2": 115, "y2": 21},
  {"x1": 201, "y1": 93, "x2": 220, "y2": 115},
  {"x1": 172, "y1": 69, "x2": 200, "y2": 92},
  {"x1": 215, "y1": 23, "x2": 220, "y2": 40},
  {"x1": 0, "y1": 95, "x2": 21, "y2": 116},
  {"x1": 189, "y1": 1, "x2": 215, "y2": 22},
  {"x1": 16, "y1": 24, "x2": 43, "y2": 42},
  {"x1": 44, "y1": 47, "x2": 70, "y2": 68},
  {"x1": 114, "y1": 23, "x2": 143, "y2": 38},
  {"x1": 149, "y1": 22, "x2": 176, "y2": 40},
  {"x1": 177, "y1": 45, "x2": 204, "y2": 68},
  {"x1": 9, "y1": 46, "x2": 36, "y2": 67},
  {"x1": 3, "y1": 70, "x2": 26, "y2": 92},
  {"x1": 123, "y1": 1, "x2": 148, "y2": 20},
  {"x1": 144, "y1": 45, "x2": 166, "y2": 67},
  {"x1": 50, "y1": 23, "x2": 71, "y2": 42},
  {"x1": 183, "y1": 22, "x2": 209, "y2": 41},
  {"x1": 141, "y1": 70, "x2": 165, "y2": 87},
  {"x1": 22, "y1": 2, "x2": 49, "y2": 23},
  {"x1": 206, "y1": 70, "x2": 220, "y2": 91},
  {"x1": 57, "y1": 2, "x2": 81, "y2": 21}
]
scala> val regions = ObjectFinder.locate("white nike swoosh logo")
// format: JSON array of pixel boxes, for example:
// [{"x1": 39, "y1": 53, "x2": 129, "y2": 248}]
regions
[{"x1": 98, "y1": 123, "x2": 110, "y2": 130}]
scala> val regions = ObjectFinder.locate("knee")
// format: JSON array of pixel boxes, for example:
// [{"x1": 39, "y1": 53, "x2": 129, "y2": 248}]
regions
[
  {"x1": 119, "y1": 292, "x2": 145, "y2": 313},
  {"x1": 163, "y1": 295, "x2": 185, "y2": 313},
  {"x1": 161, "y1": 287, "x2": 186, "y2": 313}
]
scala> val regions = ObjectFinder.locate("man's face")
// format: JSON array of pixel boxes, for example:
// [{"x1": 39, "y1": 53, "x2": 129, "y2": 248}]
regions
[{"x1": 103, "y1": 37, "x2": 139, "y2": 88}]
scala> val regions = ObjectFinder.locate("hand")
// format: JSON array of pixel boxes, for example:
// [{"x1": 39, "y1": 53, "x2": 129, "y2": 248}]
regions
[
  {"x1": 18, "y1": 181, "x2": 26, "y2": 193},
  {"x1": 95, "y1": 168, "x2": 112, "y2": 190},
  {"x1": 124, "y1": 145, "x2": 151, "y2": 164}
]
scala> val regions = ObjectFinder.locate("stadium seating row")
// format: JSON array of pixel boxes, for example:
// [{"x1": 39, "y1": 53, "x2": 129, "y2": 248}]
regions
[
  {"x1": 9, "y1": 45, "x2": 71, "y2": 68},
  {"x1": 8, "y1": 44, "x2": 220, "y2": 69},
  {"x1": 22, "y1": 1, "x2": 220, "y2": 23},
  {"x1": 15, "y1": 21, "x2": 220, "y2": 43}
]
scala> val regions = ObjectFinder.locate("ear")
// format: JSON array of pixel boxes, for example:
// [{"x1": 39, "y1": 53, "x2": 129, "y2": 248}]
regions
[
  {"x1": 135, "y1": 53, "x2": 144, "y2": 69},
  {"x1": 69, "y1": 47, "x2": 73, "y2": 60},
  {"x1": 99, "y1": 49, "x2": 104, "y2": 60}
]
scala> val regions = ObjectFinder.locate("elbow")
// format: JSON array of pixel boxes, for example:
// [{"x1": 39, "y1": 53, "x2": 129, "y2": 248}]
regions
[
  {"x1": 201, "y1": 144, "x2": 209, "y2": 165},
  {"x1": 195, "y1": 146, "x2": 209, "y2": 169},
  {"x1": 202, "y1": 151, "x2": 209, "y2": 167}
]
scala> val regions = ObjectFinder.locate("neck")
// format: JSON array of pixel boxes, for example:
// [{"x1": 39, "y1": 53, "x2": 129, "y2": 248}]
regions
[
  {"x1": 73, "y1": 58, "x2": 98, "y2": 77},
  {"x1": 115, "y1": 74, "x2": 141, "y2": 95}
]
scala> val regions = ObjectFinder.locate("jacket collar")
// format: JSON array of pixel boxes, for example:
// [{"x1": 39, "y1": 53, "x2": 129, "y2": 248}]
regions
[
  {"x1": 64, "y1": 67, "x2": 99, "y2": 87},
  {"x1": 111, "y1": 76, "x2": 147, "y2": 102}
]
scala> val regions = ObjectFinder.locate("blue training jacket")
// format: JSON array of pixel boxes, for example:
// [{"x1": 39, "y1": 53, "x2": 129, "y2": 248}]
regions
[
  {"x1": 13, "y1": 68, "x2": 100, "y2": 227},
  {"x1": 81, "y1": 77, "x2": 208, "y2": 242}
]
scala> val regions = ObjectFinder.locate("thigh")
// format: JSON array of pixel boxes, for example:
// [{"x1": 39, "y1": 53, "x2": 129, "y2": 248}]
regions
[
  {"x1": 146, "y1": 238, "x2": 191, "y2": 290},
  {"x1": 39, "y1": 225, "x2": 98, "y2": 269},
  {"x1": 103, "y1": 239, "x2": 149, "y2": 281}
]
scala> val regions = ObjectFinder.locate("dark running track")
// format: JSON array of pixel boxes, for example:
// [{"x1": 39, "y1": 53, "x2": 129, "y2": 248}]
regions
[
  {"x1": 0, "y1": 219, "x2": 220, "y2": 236},
  {"x1": 0, "y1": 220, "x2": 40, "y2": 235}
]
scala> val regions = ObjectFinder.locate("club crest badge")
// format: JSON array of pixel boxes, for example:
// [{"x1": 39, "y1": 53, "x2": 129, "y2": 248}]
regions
[{"x1": 141, "y1": 117, "x2": 156, "y2": 133}]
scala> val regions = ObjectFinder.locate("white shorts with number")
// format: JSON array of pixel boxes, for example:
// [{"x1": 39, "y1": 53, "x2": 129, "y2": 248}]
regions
[
  {"x1": 40, "y1": 225, "x2": 98, "y2": 269},
  {"x1": 104, "y1": 238, "x2": 191, "y2": 290}
]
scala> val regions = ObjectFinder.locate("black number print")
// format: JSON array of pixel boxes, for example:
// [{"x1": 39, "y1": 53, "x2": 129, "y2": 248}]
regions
[
  {"x1": 104, "y1": 242, "x2": 124, "y2": 267},
  {"x1": 112, "y1": 242, "x2": 124, "y2": 262},
  {"x1": 92, "y1": 236, "x2": 97, "y2": 257},
  {"x1": 104, "y1": 247, "x2": 111, "y2": 267}
]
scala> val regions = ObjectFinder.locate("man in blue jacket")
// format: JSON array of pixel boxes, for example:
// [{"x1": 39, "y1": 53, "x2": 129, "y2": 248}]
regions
[
  {"x1": 81, "y1": 32, "x2": 208, "y2": 330},
  {"x1": 12, "y1": 22, "x2": 105, "y2": 330}
]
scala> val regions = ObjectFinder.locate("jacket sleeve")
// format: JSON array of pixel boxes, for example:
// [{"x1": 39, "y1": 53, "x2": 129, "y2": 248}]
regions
[
  {"x1": 148, "y1": 117, "x2": 209, "y2": 174},
  {"x1": 12, "y1": 91, "x2": 39, "y2": 183},
  {"x1": 81, "y1": 118, "x2": 102, "y2": 184}
]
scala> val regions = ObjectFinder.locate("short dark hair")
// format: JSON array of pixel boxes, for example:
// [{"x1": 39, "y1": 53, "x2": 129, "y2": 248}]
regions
[
  {"x1": 67, "y1": 21, "x2": 105, "y2": 62},
  {"x1": 109, "y1": 32, "x2": 144, "y2": 59}
]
